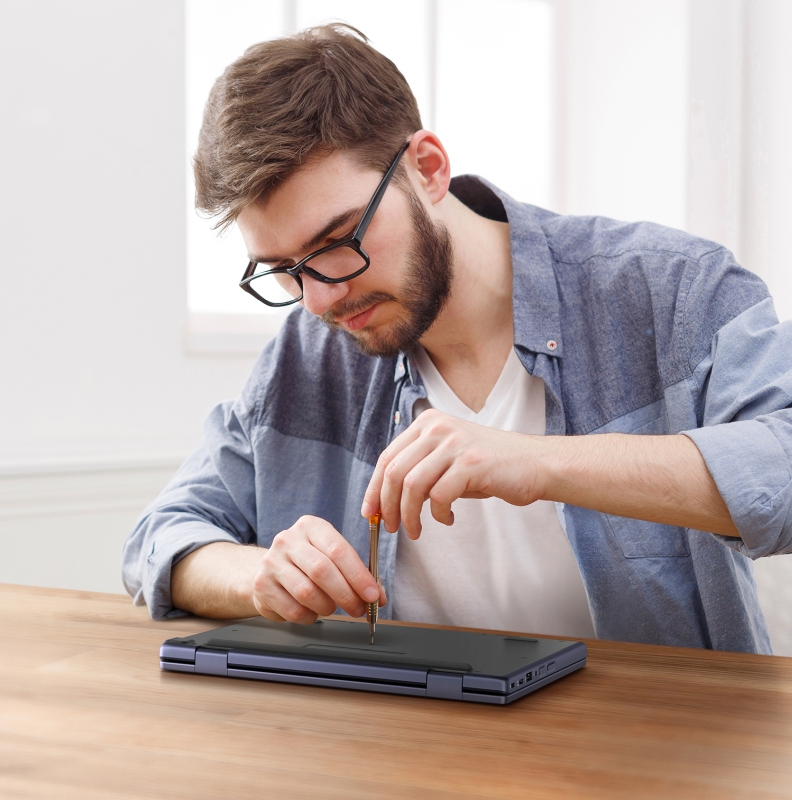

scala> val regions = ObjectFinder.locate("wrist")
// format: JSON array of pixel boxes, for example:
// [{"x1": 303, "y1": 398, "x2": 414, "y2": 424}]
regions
[
  {"x1": 172, "y1": 541, "x2": 263, "y2": 618},
  {"x1": 230, "y1": 544, "x2": 265, "y2": 616},
  {"x1": 500, "y1": 432, "x2": 560, "y2": 506},
  {"x1": 525, "y1": 433, "x2": 565, "y2": 503}
]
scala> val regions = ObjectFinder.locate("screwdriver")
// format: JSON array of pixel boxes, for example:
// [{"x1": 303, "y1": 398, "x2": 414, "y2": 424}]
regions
[{"x1": 367, "y1": 513, "x2": 381, "y2": 644}]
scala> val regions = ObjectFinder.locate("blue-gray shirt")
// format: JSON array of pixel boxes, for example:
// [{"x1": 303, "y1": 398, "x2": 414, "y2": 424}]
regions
[{"x1": 123, "y1": 176, "x2": 792, "y2": 654}]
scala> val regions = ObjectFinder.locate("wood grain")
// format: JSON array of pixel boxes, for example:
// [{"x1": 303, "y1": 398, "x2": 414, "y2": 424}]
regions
[{"x1": 1, "y1": 584, "x2": 791, "y2": 799}]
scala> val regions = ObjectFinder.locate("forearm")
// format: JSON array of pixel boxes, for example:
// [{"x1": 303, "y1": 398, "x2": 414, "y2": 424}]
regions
[
  {"x1": 537, "y1": 433, "x2": 739, "y2": 537},
  {"x1": 171, "y1": 541, "x2": 264, "y2": 618}
]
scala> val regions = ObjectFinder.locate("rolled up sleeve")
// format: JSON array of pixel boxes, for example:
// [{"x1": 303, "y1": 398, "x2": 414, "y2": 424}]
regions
[
  {"x1": 122, "y1": 399, "x2": 258, "y2": 619},
  {"x1": 681, "y1": 296, "x2": 792, "y2": 558}
]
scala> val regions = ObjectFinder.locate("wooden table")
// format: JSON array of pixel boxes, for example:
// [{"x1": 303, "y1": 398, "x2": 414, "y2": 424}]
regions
[{"x1": 1, "y1": 584, "x2": 791, "y2": 799}]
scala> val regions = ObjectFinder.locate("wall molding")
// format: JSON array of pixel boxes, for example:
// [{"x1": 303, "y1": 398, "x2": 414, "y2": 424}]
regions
[
  {"x1": 183, "y1": 312, "x2": 287, "y2": 355},
  {"x1": 0, "y1": 453, "x2": 186, "y2": 478},
  {"x1": 0, "y1": 460, "x2": 182, "y2": 520}
]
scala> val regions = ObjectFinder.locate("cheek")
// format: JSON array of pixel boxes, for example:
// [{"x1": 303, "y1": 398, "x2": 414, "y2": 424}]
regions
[{"x1": 365, "y1": 214, "x2": 412, "y2": 277}]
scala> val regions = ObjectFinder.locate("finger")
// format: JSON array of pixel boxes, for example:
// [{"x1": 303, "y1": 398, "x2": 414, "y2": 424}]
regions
[
  {"x1": 254, "y1": 600, "x2": 287, "y2": 622},
  {"x1": 276, "y1": 560, "x2": 338, "y2": 618},
  {"x1": 398, "y1": 449, "x2": 458, "y2": 539},
  {"x1": 429, "y1": 498, "x2": 455, "y2": 527},
  {"x1": 427, "y1": 466, "x2": 477, "y2": 527},
  {"x1": 379, "y1": 434, "x2": 441, "y2": 534},
  {"x1": 290, "y1": 538, "x2": 368, "y2": 617},
  {"x1": 260, "y1": 610, "x2": 288, "y2": 622},
  {"x1": 253, "y1": 572, "x2": 320, "y2": 624},
  {"x1": 361, "y1": 423, "x2": 424, "y2": 519},
  {"x1": 308, "y1": 524, "x2": 381, "y2": 607}
]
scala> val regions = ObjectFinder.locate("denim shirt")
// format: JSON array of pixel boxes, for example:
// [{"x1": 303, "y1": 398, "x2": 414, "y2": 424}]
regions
[{"x1": 123, "y1": 176, "x2": 792, "y2": 654}]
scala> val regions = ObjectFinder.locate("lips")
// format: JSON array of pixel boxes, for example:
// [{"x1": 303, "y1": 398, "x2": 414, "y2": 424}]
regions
[{"x1": 340, "y1": 303, "x2": 378, "y2": 331}]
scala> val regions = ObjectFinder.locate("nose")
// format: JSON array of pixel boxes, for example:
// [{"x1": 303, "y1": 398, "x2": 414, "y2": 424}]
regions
[{"x1": 300, "y1": 274, "x2": 351, "y2": 317}]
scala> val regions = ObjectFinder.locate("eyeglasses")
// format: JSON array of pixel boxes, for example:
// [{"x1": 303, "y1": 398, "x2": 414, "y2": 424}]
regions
[{"x1": 239, "y1": 140, "x2": 411, "y2": 307}]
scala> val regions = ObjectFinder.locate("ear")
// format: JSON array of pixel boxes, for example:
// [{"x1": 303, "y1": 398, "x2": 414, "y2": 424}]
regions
[{"x1": 406, "y1": 130, "x2": 451, "y2": 206}]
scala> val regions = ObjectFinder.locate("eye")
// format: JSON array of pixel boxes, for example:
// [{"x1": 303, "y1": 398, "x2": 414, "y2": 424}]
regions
[{"x1": 328, "y1": 225, "x2": 356, "y2": 245}]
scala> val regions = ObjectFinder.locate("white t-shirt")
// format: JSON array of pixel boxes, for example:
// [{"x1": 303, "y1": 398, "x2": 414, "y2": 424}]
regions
[{"x1": 392, "y1": 346, "x2": 596, "y2": 639}]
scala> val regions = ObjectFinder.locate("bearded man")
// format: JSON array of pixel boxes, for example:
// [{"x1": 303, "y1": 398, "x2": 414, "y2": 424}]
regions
[{"x1": 123, "y1": 25, "x2": 792, "y2": 653}]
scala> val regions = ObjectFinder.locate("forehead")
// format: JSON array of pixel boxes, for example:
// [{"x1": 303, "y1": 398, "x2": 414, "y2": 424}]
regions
[{"x1": 237, "y1": 150, "x2": 378, "y2": 253}]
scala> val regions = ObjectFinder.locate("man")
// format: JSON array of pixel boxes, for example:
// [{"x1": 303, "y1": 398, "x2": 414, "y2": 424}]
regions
[{"x1": 123, "y1": 24, "x2": 792, "y2": 653}]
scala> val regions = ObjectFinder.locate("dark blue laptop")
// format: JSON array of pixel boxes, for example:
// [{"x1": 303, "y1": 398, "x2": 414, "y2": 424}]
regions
[{"x1": 161, "y1": 617, "x2": 586, "y2": 705}]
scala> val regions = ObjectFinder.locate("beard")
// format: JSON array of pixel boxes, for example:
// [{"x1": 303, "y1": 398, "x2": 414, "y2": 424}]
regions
[{"x1": 320, "y1": 186, "x2": 454, "y2": 358}]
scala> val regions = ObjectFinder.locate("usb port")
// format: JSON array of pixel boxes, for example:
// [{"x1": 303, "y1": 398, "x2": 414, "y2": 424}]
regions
[{"x1": 518, "y1": 678, "x2": 524, "y2": 685}]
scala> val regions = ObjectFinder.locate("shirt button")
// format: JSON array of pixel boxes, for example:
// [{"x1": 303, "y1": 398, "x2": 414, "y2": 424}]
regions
[
  {"x1": 394, "y1": 411, "x2": 402, "y2": 425},
  {"x1": 547, "y1": 340, "x2": 558, "y2": 351}
]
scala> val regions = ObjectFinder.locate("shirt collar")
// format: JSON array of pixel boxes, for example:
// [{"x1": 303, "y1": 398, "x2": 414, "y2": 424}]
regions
[
  {"x1": 393, "y1": 350, "x2": 423, "y2": 384},
  {"x1": 448, "y1": 175, "x2": 563, "y2": 359},
  {"x1": 393, "y1": 175, "x2": 563, "y2": 382}
]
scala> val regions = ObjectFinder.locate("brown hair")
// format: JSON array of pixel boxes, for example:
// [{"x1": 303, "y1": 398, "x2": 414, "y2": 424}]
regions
[{"x1": 194, "y1": 24, "x2": 422, "y2": 229}]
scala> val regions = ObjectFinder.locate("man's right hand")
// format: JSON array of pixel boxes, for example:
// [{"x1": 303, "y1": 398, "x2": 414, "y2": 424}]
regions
[{"x1": 252, "y1": 515, "x2": 385, "y2": 624}]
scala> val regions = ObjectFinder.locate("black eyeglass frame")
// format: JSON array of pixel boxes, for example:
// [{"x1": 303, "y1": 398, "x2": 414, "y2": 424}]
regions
[{"x1": 239, "y1": 139, "x2": 411, "y2": 307}]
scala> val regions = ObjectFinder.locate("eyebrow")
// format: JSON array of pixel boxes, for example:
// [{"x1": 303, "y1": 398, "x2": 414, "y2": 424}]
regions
[{"x1": 249, "y1": 205, "x2": 367, "y2": 264}]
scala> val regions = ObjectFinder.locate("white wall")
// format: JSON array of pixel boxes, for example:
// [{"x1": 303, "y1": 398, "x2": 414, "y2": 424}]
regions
[
  {"x1": 742, "y1": 0, "x2": 792, "y2": 322},
  {"x1": 556, "y1": 0, "x2": 690, "y2": 230},
  {"x1": 686, "y1": 0, "x2": 745, "y2": 261},
  {"x1": 0, "y1": 1, "x2": 259, "y2": 592}
]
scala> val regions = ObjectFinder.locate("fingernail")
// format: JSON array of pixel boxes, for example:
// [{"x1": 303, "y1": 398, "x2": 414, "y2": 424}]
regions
[
  {"x1": 361, "y1": 501, "x2": 372, "y2": 517},
  {"x1": 363, "y1": 587, "x2": 379, "y2": 602}
]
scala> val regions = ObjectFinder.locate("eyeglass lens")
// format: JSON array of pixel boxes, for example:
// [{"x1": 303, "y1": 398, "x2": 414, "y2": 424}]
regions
[
  {"x1": 304, "y1": 245, "x2": 367, "y2": 279},
  {"x1": 247, "y1": 244, "x2": 367, "y2": 305},
  {"x1": 247, "y1": 272, "x2": 303, "y2": 305}
]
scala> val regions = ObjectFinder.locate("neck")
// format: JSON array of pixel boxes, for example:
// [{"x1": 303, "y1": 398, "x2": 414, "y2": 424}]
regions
[{"x1": 417, "y1": 192, "x2": 515, "y2": 411}]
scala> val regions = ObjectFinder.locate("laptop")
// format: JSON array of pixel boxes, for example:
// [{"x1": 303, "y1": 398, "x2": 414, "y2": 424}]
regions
[{"x1": 160, "y1": 617, "x2": 587, "y2": 705}]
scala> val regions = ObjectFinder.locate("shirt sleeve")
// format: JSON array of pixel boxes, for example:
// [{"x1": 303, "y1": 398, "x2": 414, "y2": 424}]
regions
[
  {"x1": 121, "y1": 397, "x2": 259, "y2": 620},
  {"x1": 681, "y1": 291, "x2": 792, "y2": 559}
]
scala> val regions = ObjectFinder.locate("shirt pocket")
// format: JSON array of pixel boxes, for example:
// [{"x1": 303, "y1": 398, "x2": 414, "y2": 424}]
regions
[{"x1": 605, "y1": 514, "x2": 691, "y2": 558}]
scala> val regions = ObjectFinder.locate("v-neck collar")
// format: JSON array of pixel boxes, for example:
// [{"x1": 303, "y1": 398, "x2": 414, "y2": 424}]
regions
[{"x1": 412, "y1": 346, "x2": 525, "y2": 423}]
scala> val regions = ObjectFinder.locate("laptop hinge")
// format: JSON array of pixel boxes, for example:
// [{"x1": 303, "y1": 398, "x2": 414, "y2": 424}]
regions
[
  {"x1": 195, "y1": 648, "x2": 228, "y2": 676},
  {"x1": 426, "y1": 671, "x2": 463, "y2": 700}
]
